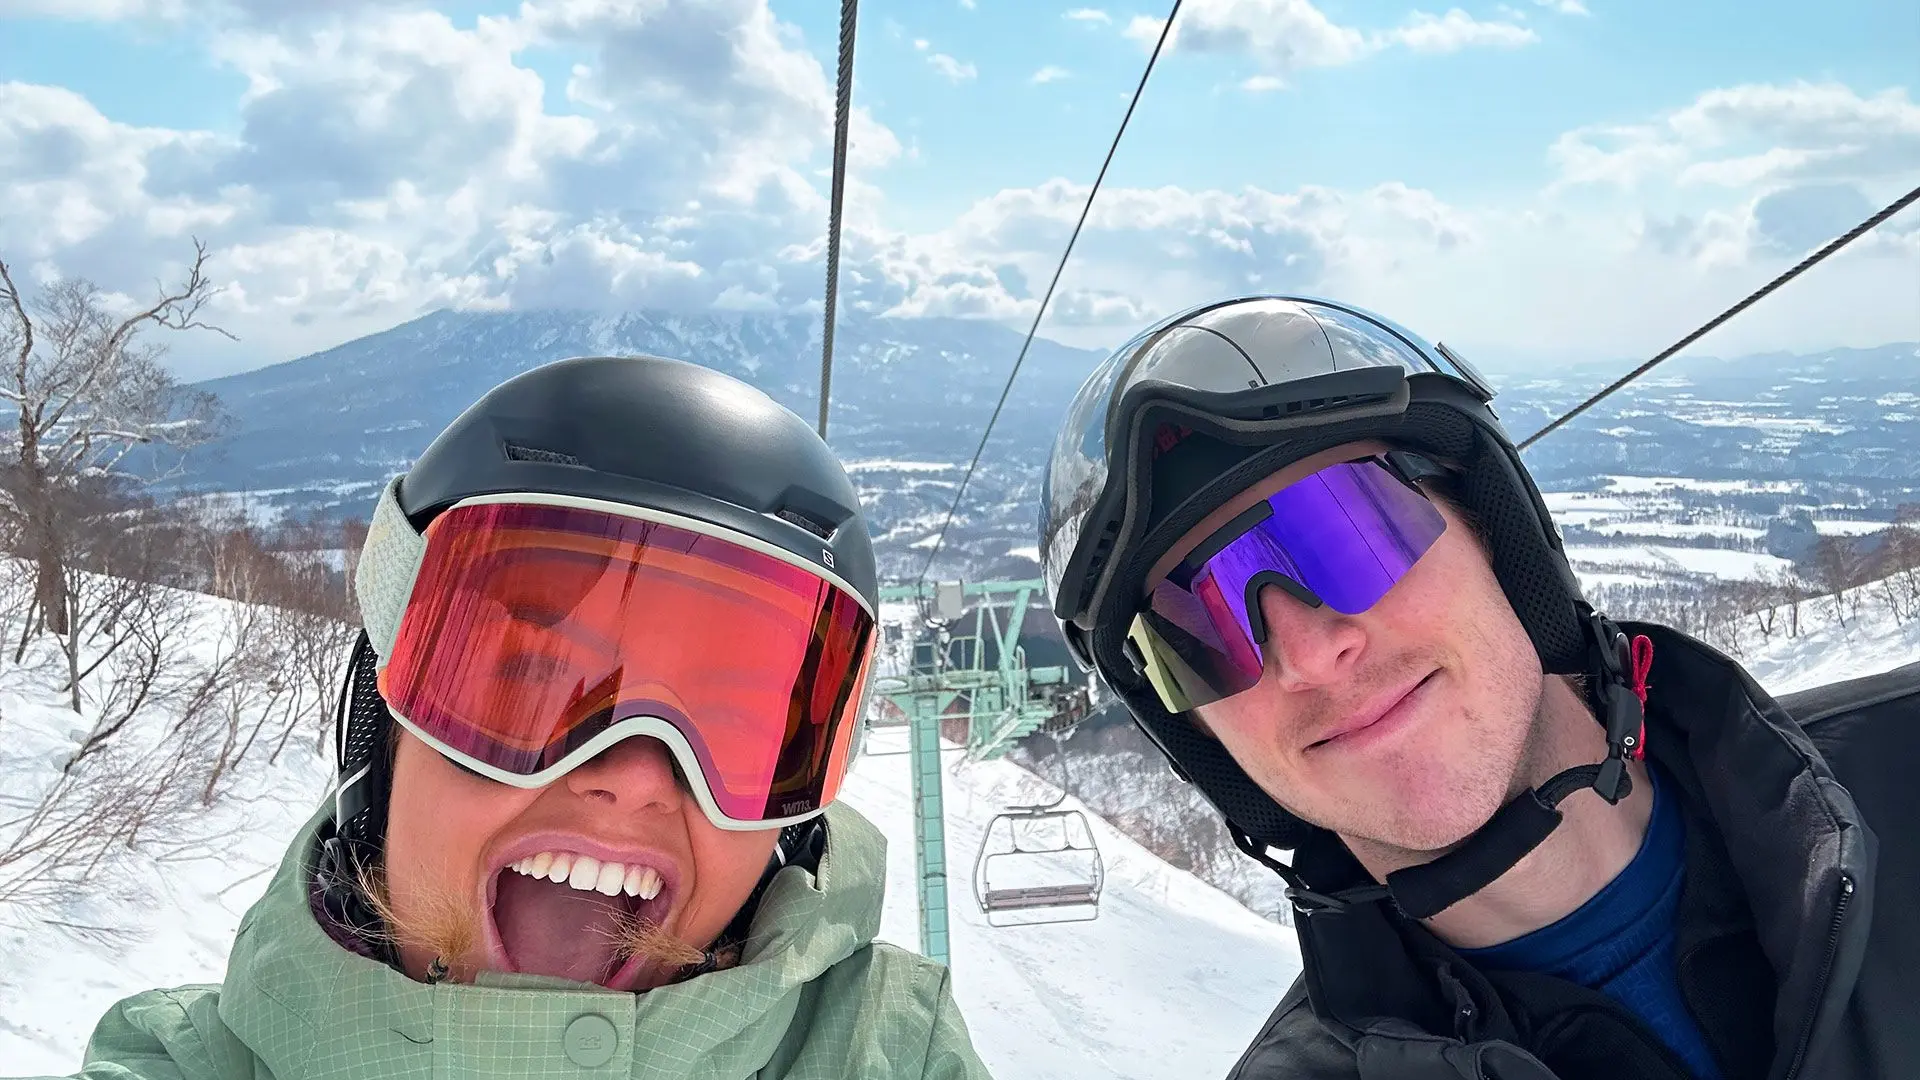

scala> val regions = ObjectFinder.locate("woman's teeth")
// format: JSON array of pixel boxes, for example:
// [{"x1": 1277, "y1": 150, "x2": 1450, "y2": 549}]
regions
[{"x1": 507, "y1": 851, "x2": 664, "y2": 900}]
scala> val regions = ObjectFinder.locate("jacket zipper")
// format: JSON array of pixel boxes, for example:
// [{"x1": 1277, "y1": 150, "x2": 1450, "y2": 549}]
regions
[{"x1": 1782, "y1": 873, "x2": 1853, "y2": 1080}]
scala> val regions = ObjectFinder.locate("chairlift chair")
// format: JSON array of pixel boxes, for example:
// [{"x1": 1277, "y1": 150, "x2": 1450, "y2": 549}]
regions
[{"x1": 971, "y1": 734, "x2": 1105, "y2": 926}]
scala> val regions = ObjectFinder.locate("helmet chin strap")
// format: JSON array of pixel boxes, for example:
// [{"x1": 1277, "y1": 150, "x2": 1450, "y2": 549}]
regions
[{"x1": 1236, "y1": 610, "x2": 1654, "y2": 922}]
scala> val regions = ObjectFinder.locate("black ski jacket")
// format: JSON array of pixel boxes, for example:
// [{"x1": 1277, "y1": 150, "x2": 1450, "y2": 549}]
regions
[{"x1": 1227, "y1": 622, "x2": 1918, "y2": 1080}]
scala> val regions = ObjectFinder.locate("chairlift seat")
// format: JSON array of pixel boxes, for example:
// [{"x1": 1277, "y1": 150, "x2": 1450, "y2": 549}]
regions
[
  {"x1": 981, "y1": 883, "x2": 1099, "y2": 912},
  {"x1": 972, "y1": 803, "x2": 1105, "y2": 925}
]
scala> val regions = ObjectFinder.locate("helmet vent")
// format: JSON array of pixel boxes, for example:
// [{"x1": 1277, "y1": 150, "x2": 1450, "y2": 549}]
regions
[
  {"x1": 1260, "y1": 392, "x2": 1389, "y2": 419},
  {"x1": 776, "y1": 507, "x2": 837, "y2": 540},
  {"x1": 503, "y1": 441, "x2": 585, "y2": 467}
]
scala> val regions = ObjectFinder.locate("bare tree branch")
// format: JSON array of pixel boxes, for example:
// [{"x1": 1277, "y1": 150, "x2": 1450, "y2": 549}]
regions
[
  {"x1": 0, "y1": 240, "x2": 236, "y2": 642},
  {"x1": 0, "y1": 260, "x2": 32, "y2": 391}
]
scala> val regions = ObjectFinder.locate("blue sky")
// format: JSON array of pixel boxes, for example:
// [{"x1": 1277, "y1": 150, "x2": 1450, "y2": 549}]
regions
[
  {"x1": 1, "y1": 0, "x2": 1915, "y2": 380},
  {"x1": 827, "y1": 0, "x2": 1919, "y2": 222}
]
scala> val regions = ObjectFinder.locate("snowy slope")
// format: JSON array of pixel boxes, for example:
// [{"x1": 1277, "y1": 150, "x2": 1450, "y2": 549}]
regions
[
  {"x1": 846, "y1": 729, "x2": 1302, "y2": 1080},
  {"x1": 1725, "y1": 579, "x2": 1920, "y2": 696},
  {"x1": 0, "y1": 592, "x2": 1299, "y2": 1078}
]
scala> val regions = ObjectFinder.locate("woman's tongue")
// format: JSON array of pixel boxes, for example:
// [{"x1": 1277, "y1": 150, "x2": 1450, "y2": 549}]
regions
[{"x1": 494, "y1": 870, "x2": 630, "y2": 984}]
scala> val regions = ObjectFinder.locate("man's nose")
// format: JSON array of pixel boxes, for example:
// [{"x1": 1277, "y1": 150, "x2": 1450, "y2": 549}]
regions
[{"x1": 1255, "y1": 582, "x2": 1368, "y2": 693}]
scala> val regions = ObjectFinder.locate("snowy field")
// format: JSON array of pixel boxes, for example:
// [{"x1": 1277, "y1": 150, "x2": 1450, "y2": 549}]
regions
[
  {"x1": 0, "y1": 589, "x2": 1300, "y2": 1079},
  {"x1": 1538, "y1": 475, "x2": 1886, "y2": 591},
  {"x1": 1561, "y1": 544, "x2": 1794, "y2": 583}
]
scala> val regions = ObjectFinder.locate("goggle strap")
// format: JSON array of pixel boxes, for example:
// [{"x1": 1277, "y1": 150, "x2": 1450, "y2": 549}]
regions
[{"x1": 356, "y1": 475, "x2": 428, "y2": 662}]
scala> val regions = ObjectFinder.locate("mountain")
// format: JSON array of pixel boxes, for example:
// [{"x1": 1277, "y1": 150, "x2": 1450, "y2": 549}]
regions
[
  {"x1": 167, "y1": 317, "x2": 1920, "y2": 584},
  {"x1": 1504, "y1": 342, "x2": 1920, "y2": 498},
  {"x1": 163, "y1": 307, "x2": 1106, "y2": 580}
]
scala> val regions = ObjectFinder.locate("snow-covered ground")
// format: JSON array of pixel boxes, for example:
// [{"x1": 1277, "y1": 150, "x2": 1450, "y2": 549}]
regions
[
  {"x1": 1534, "y1": 475, "x2": 1893, "y2": 591},
  {"x1": 1562, "y1": 544, "x2": 1794, "y2": 583},
  {"x1": 849, "y1": 731, "x2": 1302, "y2": 1080},
  {"x1": 8, "y1": 547, "x2": 1920, "y2": 1077},
  {"x1": 1729, "y1": 579, "x2": 1920, "y2": 696},
  {"x1": 0, "y1": 589, "x2": 1299, "y2": 1078}
]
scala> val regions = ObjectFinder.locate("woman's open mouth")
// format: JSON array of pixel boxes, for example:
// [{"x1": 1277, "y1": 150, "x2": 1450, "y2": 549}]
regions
[{"x1": 485, "y1": 848, "x2": 680, "y2": 990}]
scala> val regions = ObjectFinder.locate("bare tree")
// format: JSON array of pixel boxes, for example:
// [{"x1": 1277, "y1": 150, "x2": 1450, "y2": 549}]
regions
[
  {"x1": 1734, "y1": 578, "x2": 1780, "y2": 642},
  {"x1": 261, "y1": 578, "x2": 358, "y2": 762},
  {"x1": 1870, "y1": 524, "x2": 1920, "y2": 624},
  {"x1": 0, "y1": 240, "x2": 232, "y2": 638},
  {"x1": 1805, "y1": 536, "x2": 1868, "y2": 627},
  {"x1": 62, "y1": 573, "x2": 197, "y2": 771},
  {"x1": 1763, "y1": 565, "x2": 1815, "y2": 638},
  {"x1": 0, "y1": 715, "x2": 220, "y2": 913}
]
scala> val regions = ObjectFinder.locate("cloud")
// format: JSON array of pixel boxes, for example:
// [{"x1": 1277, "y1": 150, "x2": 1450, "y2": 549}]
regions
[
  {"x1": 4, "y1": 3, "x2": 1913, "y2": 384},
  {"x1": 1123, "y1": 0, "x2": 1534, "y2": 80},
  {"x1": 0, "y1": 0, "x2": 912, "y2": 375},
  {"x1": 1063, "y1": 8, "x2": 1111, "y2": 23},
  {"x1": 927, "y1": 53, "x2": 978, "y2": 82},
  {"x1": 1386, "y1": 9, "x2": 1537, "y2": 53},
  {"x1": 0, "y1": 0, "x2": 393, "y2": 23},
  {"x1": 1551, "y1": 80, "x2": 1920, "y2": 191},
  {"x1": 1126, "y1": 0, "x2": 1370, "y2": 72},
  {"x1": 1749, "y1": 183, "x2": 1879, "y2": 256},
  {"x1": 1031, "y1": 66, "x2": 1070, "y2": 84},
  {"x1": 1534, "y1": 0, "x2": 1589, "y2": 13},
  {"x1": 0, "y1": 0, "x2": 181, "y2": 15},
  {"x1": 851, "y1": 178, "x2": 1478, "y2": 332}
]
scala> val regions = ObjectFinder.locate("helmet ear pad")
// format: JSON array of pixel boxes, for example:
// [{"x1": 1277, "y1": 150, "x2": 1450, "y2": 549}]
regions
[{"x1": 1085, "y1": 395, "x2": 1590, "y2": 850}]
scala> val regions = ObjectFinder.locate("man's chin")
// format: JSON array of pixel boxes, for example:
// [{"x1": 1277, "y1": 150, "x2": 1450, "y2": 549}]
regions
[{"x1": 1331, "y1": 787, "x2": 1514, "y2": 863}]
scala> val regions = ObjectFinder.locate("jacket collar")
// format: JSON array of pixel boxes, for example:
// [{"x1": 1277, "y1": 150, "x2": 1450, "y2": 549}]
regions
[
  {"x1": 1288, "y1": 623, "x2": 1876, "y2": 1075},
  {"x1": 218, "y1": 798, "x2": 886, "y2": 1079}
]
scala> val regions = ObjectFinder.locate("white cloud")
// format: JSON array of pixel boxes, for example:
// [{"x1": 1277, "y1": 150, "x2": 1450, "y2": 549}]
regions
[
  {"x1": 0, "y1": 0, "x2": 390, "y2": 23},
  {"x1": 0, "y1": 0, "x2": 913, "y2": 377},
  {"x1": 927, "y1": 53, "x2": 978, "y2": 82},
  {"x1": 1123, "y1": 0, "x2": 1535, "y2": 81},
  {"x1": 1242, "y1": 75, "x2": 1286, "y2": 92},
  {"x1": 3, "y1": 1, "x2": 1912, "y2": 384},
  {"x1": 900, "y1": 173, "x2": 1916, "y2": 366},
  {"x1": 1534, "y1": 0, "x2": 1589, "y2": 13},
  {"x1": 1063, "y1": 8, "x2": 1111, "y2": 23},
  {"x1": 0, "y1": 0, "x2": 181, "y2": 15},
  {"x1": 1386, "y1": 9, "x2": 1537, "y2": 53},
  {"x1": 1551, "y1": 81, "x2": 1920, "y2": 191},
  {"x1": 1031, "y1": 66, "x2": 1071, "y2": 84},
  {"x1": 1126, "y1": 0, "x2": 1371, "y2": 72},
  {"x1": 959, "y1": 0, "x2": 976, "y2": 8}
]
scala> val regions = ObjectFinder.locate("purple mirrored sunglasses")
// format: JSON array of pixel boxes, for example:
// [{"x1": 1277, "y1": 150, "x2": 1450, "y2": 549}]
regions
[{"x1": 1125, "y1": 451, "x2": 1451, "y2": 713}]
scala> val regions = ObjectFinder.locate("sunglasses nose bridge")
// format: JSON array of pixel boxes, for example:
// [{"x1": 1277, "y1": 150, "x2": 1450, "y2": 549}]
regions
[
  {"x1": 1251, "y1": 578, "x2": 1371, "y2": 691},
  {"x1": 1239, "y1": 569, "x2": 1325, "y2": 645}
]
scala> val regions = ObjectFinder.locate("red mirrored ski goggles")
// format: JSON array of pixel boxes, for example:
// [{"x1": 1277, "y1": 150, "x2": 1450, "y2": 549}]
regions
[{"x1": 362, "y1": 485, "x2": 875, "y2": 830}]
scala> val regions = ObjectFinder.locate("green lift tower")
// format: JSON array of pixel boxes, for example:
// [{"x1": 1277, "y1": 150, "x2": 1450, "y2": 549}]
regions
[{"x1": 866, "y1": 579, "x2": 1092, "y2": 967}]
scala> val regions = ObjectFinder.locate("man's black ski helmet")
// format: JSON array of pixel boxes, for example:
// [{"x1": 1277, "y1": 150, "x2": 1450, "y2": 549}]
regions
[
  {"x1": 329, "y1": 353, "x2": 879, "y2": 862},
  {"x1": 1039, "y1": 296, "x2": 1640, "y2": 917}
]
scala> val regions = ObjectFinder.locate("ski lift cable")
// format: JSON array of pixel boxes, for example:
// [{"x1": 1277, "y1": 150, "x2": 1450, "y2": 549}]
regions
[
  {"x1": 817, "y1": 0, "x2": 859, "y2": 440},
  {"x1": 912, "y1": 0, "x2": 1186, "y2": 591},
  {"x1": 1517, "y1": 181, "x2": 1920, "y2": 451}
]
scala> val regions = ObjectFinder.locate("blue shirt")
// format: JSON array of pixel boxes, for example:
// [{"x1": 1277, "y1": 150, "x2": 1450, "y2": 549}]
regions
[{"x1": 1456, "y1": 764, "x2": 1723, "y2": 1079}]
